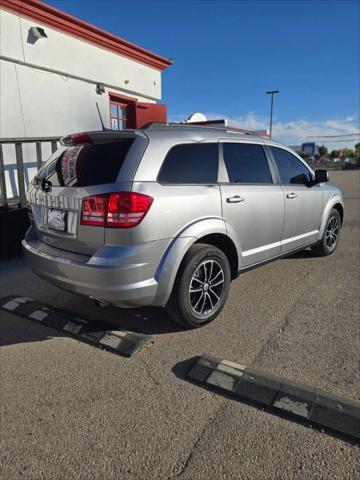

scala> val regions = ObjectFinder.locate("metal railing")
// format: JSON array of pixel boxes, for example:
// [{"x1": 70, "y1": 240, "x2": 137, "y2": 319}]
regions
[{"x1": 0, "y1": 136, "x2": 61, "y2": 209}]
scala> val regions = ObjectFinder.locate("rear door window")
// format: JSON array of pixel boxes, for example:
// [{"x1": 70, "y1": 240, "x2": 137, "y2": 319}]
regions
[
  {"x1": 158, "y1": 143, "x2": 219, "y2": 184},
  {"x1": 37, "y1": 140, "x2": 133, "y2": 187},
  {"x1": 223, "y1": 143, "x2": 273, "y2": 183}
]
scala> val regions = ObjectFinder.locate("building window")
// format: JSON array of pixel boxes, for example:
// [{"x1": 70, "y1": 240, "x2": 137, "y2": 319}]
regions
[{"x1": 110, "y1": 101, "x2": 128, "y2": 130}]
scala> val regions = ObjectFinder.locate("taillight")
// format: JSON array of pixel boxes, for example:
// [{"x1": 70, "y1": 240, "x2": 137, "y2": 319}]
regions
[
  {"x1": 81, "y1": 194, "x2": 108, "y2": 226},
  {"x1": 81, "y1": 192, "x2": 153, "y2": 228},
  {"x1": 107, "y1": 192, "x2": 153, "y2": 227}
]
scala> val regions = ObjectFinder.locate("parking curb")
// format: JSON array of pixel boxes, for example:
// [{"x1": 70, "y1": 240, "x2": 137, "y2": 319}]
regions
[
  {"x1": 186, "y1": 355, "x2": 360, "y2": 441},
  {"x1": 0, "y1": 295, "x2": 153, "y2": 357}
]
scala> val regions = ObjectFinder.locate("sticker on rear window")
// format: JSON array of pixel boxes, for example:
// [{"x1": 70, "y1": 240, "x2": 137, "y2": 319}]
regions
[{"x1": 61, "y1": 146, "x2": 84, "y2": 186}]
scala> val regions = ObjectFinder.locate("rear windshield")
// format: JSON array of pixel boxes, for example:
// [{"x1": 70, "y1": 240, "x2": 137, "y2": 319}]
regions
[{"x1": 36, "y1": 140, "x2": 133, "y2": 187}]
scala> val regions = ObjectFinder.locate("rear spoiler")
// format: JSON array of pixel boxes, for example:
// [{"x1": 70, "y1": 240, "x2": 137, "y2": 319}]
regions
[{"x1": 60, "y1": 130, "x2": 137, "y2": 146}]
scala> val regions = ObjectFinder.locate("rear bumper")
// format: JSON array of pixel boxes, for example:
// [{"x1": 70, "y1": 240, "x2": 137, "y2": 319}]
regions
[{"x1": 22, "y1": 227, "x2": 168, "y2": 307}]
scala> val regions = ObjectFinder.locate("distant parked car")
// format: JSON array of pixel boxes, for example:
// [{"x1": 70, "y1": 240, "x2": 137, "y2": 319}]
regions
[
  {"x1": 342, "y1": 157, "x2": 359, "y2": 170},
  {"x1": 23, "y1": 125, "x2": 344, "y2": 328}
]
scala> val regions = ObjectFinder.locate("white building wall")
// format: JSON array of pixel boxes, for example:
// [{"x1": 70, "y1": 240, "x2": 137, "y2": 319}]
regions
[
  {"x1": 0, "y1": 59, "x2": 155, "y2": 138},
  {"x1": 0, "y1": 8, "x2": 163, "y2": 199}
]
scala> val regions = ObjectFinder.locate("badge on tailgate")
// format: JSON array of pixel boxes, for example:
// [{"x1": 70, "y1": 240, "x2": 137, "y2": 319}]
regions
[{"x1": 47, "y1": 208, "x2": 67, "y2": 232}]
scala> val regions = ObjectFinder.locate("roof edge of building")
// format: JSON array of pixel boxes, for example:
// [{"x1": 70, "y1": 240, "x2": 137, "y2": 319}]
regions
[{"x1": 0, "y1": 0, "x2": 173, "y2": 71}]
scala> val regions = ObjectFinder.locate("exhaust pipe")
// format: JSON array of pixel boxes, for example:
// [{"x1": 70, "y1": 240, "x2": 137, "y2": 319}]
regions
[{"x1": 90, "y1": 297, "x2": 109, "y2": 308}]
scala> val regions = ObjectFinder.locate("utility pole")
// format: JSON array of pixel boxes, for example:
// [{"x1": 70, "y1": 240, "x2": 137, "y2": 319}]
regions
[{"x1": 266, "y1": 90, "x2": 279, "y2": 138}]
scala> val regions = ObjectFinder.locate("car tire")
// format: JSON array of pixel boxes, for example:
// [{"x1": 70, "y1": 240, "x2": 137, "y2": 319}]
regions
[
  {"x1": 311, "y1": 208, "x2": 341, "y2": 256},
  {"x1": 166, "y1": 243, "x2": 231, "y2": 328}
]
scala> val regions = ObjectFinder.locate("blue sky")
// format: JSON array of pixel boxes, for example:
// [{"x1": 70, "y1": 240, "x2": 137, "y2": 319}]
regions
[{"x1": 48, "y1": 0, "x2": 359, "y2": 148}]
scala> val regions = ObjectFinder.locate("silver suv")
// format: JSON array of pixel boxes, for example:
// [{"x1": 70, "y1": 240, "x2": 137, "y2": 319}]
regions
[{"x1": 23, "y1": 125, "x2": 344, "y2": 327}]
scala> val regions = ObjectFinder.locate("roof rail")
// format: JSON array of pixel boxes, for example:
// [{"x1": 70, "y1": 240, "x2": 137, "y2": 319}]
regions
[{"x1": 142, "y1": 122, "x2": 262, "y2": 136}]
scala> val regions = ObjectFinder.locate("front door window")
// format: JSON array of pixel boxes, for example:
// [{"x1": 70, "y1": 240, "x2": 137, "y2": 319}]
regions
[{"x1": 270, "y1": 147, "x2": 312, "y2": 184}]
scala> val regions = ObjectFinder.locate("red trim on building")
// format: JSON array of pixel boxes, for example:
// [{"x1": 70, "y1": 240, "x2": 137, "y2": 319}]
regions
[
  {"x1": 108, "y1": 92, "x2": 167, "y2": 129},
  {"x1": 0, "y1": 0, "x2": 173, "y2": 71},
  {"x1": 134, "y1": 102, "x2": 167, "y2": 128},
  {"x1": 108, "y1": 92, "x2": 137, "y2": 104}
]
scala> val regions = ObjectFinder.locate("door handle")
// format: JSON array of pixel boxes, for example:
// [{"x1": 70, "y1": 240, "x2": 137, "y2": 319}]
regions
[
  {"x1": 286, "y1": 193, "x2": 298, "y2": 199},
  {"x1": 226, "y1": 195, "x2": 245, "y2": 203}
]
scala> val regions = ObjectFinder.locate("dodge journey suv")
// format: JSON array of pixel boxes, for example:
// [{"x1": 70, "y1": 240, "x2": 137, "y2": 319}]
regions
[{"x1": 23, "y1": 124, "x2": 344, "y2": 327}]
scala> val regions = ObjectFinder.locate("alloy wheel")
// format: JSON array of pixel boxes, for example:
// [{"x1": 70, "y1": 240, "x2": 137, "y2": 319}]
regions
[
  {"x1": 189, "y1": 260, "x2": 225, "y2": 316},
  {"x1": 325, "y1": 215, "x2": 340, "y2": 249}
]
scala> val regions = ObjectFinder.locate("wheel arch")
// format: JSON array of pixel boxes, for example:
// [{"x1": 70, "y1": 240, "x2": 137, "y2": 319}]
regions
[
  {"x1": 333, "y1": 202, "x2": 344, "y2": 225},
  {"x1": 194, "y1": 233, "x2": 238, "y2": 279},
  {"x1": 319, "y1": 195, "x2": 344, "y2": 237},
  {"x1": 153, "y1": 218, "x2": 239, "y2": 307}
]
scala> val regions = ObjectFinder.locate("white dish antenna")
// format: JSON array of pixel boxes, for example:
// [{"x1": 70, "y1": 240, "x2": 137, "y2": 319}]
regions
[{"x1": 186, "y1": 113, "x2": 208, "y2": 123}]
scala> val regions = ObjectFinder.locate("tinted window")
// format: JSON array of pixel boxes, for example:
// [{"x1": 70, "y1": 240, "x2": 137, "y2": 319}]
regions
[
  {"x1": 158, "y1": 143, "x2": 218, "y2": 184},
  {"x1": 37, "y1": 141, "x2": 133, "y2": 187},
  {"x1": 223, "y1": 143, "x2": 272, "y2": 183},
  {"x1": 270, "y1": 147, "x2": 312, "y2": 184}
]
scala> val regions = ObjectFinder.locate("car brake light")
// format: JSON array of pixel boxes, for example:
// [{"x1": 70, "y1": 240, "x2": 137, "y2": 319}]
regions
[
  {"x1": 81, "y1": 192, "x2": 153, "y2": 228},
  {"x1": 60, "y1": 132, "x2": 93, "y2": 146},
  {"x1": 107, "y1": 192, "x2": 153, "y2": 228},
  {"x1": 81, "y1": 194, "x2": 108, "y2": 226}
]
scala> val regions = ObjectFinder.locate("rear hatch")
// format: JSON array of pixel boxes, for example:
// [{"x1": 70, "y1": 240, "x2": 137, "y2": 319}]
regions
[{"x1": 27, "y1": 131, "x2": 145, "y2": 255}]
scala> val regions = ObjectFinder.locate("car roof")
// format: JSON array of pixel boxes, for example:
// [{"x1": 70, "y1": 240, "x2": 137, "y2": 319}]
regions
[
  {"x1": 140, "y1": 124, "x2": 288, "y2": 148},
  {"x1": 142, "y1": 123, "x2": 261, "y2": 140},
  {"x1": 68, "y1": 126, "x2": 290, "y2": 151}
]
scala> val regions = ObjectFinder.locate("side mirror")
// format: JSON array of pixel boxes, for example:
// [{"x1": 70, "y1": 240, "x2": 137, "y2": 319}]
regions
[{"x1": 314, "y1": 169, "x2": 329, "y2": 184}]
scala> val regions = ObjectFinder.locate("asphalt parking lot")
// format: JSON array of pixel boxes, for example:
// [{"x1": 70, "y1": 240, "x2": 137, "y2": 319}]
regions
[{"x1": 0, "y1": 170, "x2": 359, "y2": 480}]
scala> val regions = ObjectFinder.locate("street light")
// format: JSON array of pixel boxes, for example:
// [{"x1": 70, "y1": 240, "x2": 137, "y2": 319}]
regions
[{"x1": 266, "y1": 90, "x2": 279, "y2": 138}]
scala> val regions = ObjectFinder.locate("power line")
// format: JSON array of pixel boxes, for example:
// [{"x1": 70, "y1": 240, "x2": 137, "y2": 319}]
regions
[
  {"x1": 306, "y1": 132, "x2": 360, "y2": 139},
  {"x1": 315, "y1": 139, "x2": 360, "y2": 143}
]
